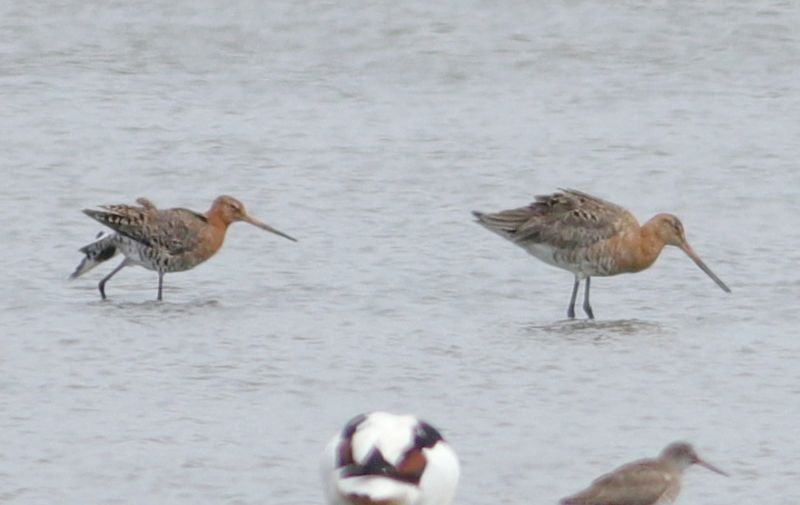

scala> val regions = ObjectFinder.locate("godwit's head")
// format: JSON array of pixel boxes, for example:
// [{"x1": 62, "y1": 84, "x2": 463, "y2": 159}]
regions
[
  {"x1": 650, "y1": 213, "x2": 730, "y2": 293},
  {"x1": 661, "y1": 442, "x2": 728, "y2": 476},
  {"x1": 210, "y1": 195, "x2": 297, "y2": 242},
  {"x1": 650, "y1": 213, "x2": 687, "y2": 247}
]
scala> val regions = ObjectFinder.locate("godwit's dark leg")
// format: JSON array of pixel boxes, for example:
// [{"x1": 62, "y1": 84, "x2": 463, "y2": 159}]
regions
[
  {"x1": 98, "y1": 259, "x2": 129, "y2": 300},
  {"x1": 156, "y1": 271, "x2": 164, "y2": 301},
  {"x1": 567, "y1": 277, "x2": 580, "y2": 319},
  {"x1": 583, "y1": 277, "x2": 595, "y2": 319}
]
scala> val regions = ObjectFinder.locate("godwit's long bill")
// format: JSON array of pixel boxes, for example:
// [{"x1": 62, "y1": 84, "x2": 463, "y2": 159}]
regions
[
  {"x1": 473, "y1": 189, "x2": 730, "y2": 319},
  {"x1": 560, "y1": 442, "x2": 727, "y2": 505},
  {"x1": 321, "y1": 411, "x2": 460, "y2": 505},
  {"x1": 71, "y1": 195, "x2": 297, "y2": 301}
]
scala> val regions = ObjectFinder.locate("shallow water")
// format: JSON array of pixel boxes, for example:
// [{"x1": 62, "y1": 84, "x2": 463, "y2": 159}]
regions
[{"x1": 2, "y1": 1, "x2": 800, "y2": 504}]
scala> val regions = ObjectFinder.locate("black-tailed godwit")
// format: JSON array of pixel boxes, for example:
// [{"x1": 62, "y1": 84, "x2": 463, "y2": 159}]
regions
[
  {"x1": 473, "y1": 189, "x2": 730, "y2": 319},
  {"x1": 71, "y1": 195, "x2": 296, "y2": 300}
]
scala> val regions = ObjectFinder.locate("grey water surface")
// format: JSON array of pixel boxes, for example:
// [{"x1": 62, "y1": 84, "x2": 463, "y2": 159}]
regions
[{"x1": 2, "y1": 1, "x2": 800, "y2": 504}]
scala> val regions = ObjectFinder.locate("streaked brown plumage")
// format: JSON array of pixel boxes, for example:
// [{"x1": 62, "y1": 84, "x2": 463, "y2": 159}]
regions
[
  {"x1": 472, "y1": 189, "x2": 730, "y2": 319},
  {"x1": 561, "y1": 442, "x2": 728, "y2": 505},
  {"x1": 71, "y1": 195, "x2": 297, "y2": 300}
]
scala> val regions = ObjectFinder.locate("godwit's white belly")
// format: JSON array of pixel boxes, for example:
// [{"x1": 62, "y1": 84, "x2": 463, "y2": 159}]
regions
[
  {"x1": 113, "y1": 235, "x2": 158, "y2": 270},
  {"x1": 518, "y1": 242, "x2": 616, "y2": 278}
]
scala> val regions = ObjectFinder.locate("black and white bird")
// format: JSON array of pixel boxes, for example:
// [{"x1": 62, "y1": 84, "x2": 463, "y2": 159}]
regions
[{"x1": 320, "y1": 412, "x2": 460, "y2": 505}]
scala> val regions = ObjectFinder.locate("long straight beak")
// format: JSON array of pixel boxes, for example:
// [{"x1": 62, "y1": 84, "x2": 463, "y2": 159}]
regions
[
  {"x1": 680, "y1": 242, "x2": 730, "y2": 293},
  {"x1": 243, "y1": 215, "x2": 298, "y2": 242},
  {"x1": 696, "y1": 458, "x2": 729, "y2": 476}
]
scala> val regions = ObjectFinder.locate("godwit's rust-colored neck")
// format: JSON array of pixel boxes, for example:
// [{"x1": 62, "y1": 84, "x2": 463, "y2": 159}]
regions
[
  {"x1": 200, "y1": 201, "x2": 236, "y2": 260},
  {"x1": 205, "y1": 205, "x2": 234, "y2": 230},
  {"x1": 612, "y1": 218, "x2": 670, "y2": 273}
]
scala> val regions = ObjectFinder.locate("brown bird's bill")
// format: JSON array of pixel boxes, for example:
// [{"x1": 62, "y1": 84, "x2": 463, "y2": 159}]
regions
[
  {"x1": 243, "y1": 215, "x2": 298, "y2": 242},
  {"x1": 680, "y1": 242, "x2": 731, "y2": 293},
  {"x1": 696, "y1": 457, "x2": 729, "y2": 477}
]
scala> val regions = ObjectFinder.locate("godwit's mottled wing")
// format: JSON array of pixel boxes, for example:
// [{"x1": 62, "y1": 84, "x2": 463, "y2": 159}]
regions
[
  {"x1": 83, "y1": 203, "x2": 207, "y2": 255},
  {"x1": 98, "y1": 197, "x2": 156, "y2": 215},
  {"x1": 560, "y1": 460, "x2": 673, "y2": 505},
  {"x1": 473, "y1": 189, "x2": 639, "y2": 249}
]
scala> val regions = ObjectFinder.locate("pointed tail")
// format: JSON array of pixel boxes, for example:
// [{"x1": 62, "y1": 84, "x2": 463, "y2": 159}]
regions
[
  {"x1": 70, "y1": 232, "x2": 119, "y2": 279},
  {"x1": 472, "y1": 209, "x2": 521, "y2": 240}
]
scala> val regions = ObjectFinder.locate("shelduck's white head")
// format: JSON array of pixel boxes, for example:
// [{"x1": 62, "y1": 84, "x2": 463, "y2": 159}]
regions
[{"x1": 320, "y1": 412, "x2": 460, "y2": 505}]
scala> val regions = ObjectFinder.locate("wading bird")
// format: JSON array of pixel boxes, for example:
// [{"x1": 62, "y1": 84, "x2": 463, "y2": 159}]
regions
[
  {"x1": 560, "y1": 441, "x2": 727, "y2": 505},
  {"x1": 473, "y1": 189, "x2": 730, "y2": 319},
  {"x1": 71, "y1": 195, "x2": 296, "y2": 300}
]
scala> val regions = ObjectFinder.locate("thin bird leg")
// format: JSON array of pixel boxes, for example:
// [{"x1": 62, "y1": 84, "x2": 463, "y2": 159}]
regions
[
  {"x1": 567, "y1": 277, "x2": 580, "y2": 319},
  {"x1": 98, "y1": 258, "x2": 129, "y2": 300},
  {"x1": 157, "y1": 271, "x2": 165, "y2": 301},
  {"x1": 583, "y1": 277, "x2": 595, "y2": 319}
]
